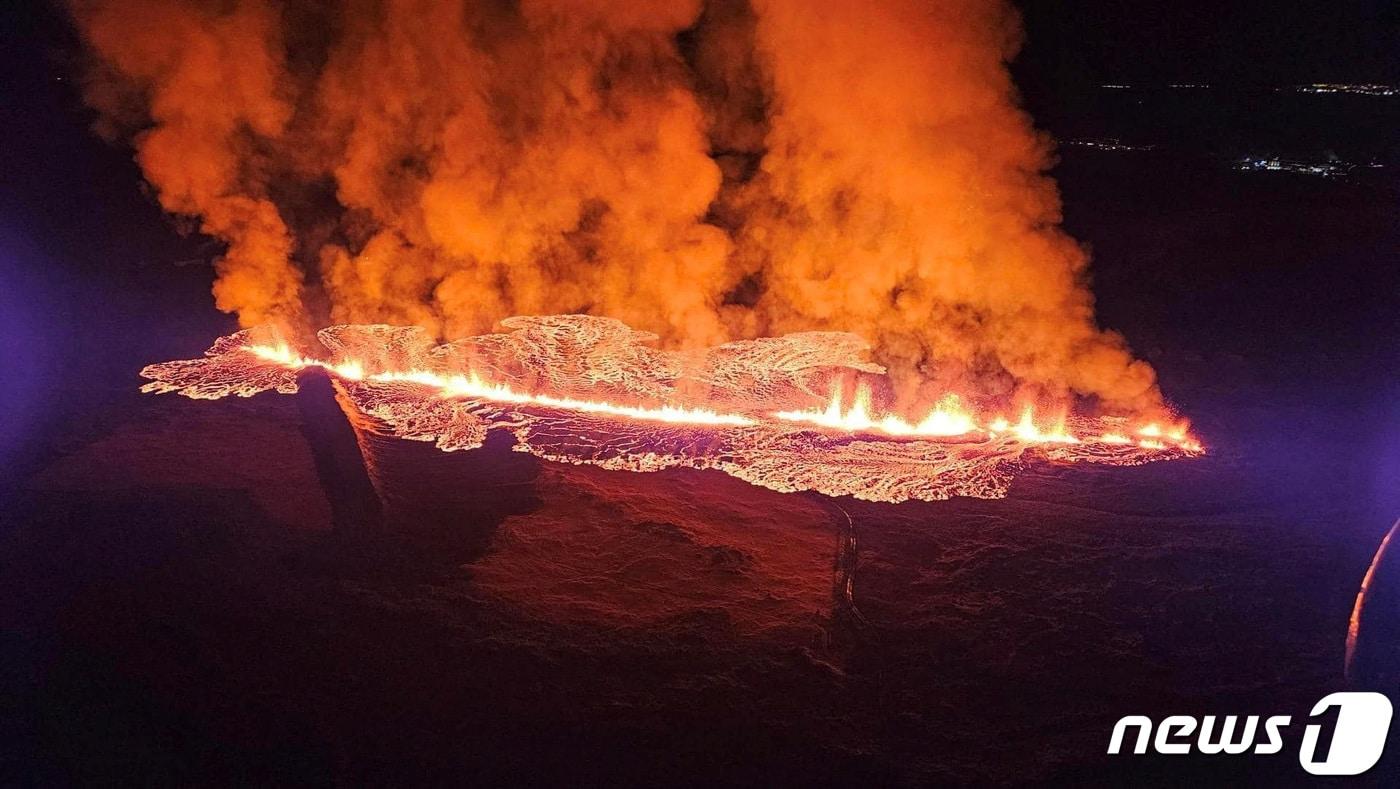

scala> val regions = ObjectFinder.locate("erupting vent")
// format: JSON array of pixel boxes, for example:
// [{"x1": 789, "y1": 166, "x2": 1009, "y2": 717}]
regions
[{"x1": 141, "y1": 315, "x2": 1201, "y2": 503}]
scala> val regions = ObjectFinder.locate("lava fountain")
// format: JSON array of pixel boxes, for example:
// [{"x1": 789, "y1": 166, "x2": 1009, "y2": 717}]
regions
[{"x1": 141, "y1": 315, "x2": 1201, "y2": 504}]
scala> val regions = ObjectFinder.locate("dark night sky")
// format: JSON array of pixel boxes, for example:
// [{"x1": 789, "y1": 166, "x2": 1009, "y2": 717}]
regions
[
  {"x1": 1016, "y1": 0, "x2": 1400, "y2": 88},
  {"x1": 7, "y1": 1, "x2": 1400, "y2": 100}
]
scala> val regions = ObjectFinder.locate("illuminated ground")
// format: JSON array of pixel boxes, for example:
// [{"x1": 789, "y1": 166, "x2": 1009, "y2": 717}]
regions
[{"x1": 4, "y1": 370, "x2": 1395, "y2": 783}]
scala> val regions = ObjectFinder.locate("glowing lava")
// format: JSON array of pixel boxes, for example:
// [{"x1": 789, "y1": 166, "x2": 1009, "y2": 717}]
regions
[
  {"x1": 140, "y1": 317, "x2": 1203, "y2": 503},
  {"x1": 248, "y1": 343, "x2": 757, "y2": 427},
  {"x1": 773, "y1": 385, "x2": 978, "y2": 438}
]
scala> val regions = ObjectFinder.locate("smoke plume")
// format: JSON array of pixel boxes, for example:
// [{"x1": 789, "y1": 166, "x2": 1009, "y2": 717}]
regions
[{"x1": 69, "y1": 0, "x2": 1166, "y2": 415}]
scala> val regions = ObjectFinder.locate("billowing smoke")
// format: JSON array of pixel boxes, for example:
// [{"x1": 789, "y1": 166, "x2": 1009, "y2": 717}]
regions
[
  {"x1": 70, "y1": 0, "x2": 302, "y2": 327},
  {"x1": 69, "y1": 0, "x2": 1166, "y2": 416}
]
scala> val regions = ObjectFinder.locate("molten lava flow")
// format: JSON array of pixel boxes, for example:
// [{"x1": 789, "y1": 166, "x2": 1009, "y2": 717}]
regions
[
  {"x1": 773, "y1": 385, "x2": 978, "y2": 438},
  {"x1": 141, "y1": 316, "x2": 1202, "y2": 503},
  {"x1": 247, "y1": 343, "x2": 756, "y2": 428}
]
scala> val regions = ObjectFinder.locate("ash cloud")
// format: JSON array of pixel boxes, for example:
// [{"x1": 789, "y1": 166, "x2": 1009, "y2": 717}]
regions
[{"x1": 69, "y1": 0, "x2": 1166, "y2": 416}]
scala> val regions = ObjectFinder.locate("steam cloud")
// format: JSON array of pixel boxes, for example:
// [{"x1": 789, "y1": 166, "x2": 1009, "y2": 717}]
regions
[{"x1": 69, "y1": 0, "x2": 1166, "y2": 415}]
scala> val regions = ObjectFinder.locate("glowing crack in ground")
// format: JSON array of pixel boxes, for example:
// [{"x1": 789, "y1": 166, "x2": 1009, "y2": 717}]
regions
[{"x1": 140, "y1": 316, "x2": 1201, "y2": 503}]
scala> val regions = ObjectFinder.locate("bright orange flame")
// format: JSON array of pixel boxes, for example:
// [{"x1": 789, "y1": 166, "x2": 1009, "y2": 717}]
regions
[
  {"x1": 243, "y1": 344, "x2": 1203, "y2": 452},
  {"x1": 246, "y1": 344, "x2": 754, "y2": 427},
  {"x1": 248, "y1": 344, "x2": 366, "y2": 381},
  {"x1": 1137, "y1": 421, "x2": 1193, "y2": 447},
  {"x1": 1003, "y1": 406, "x2": 1079, "y2": 444},
  {"x1": 770, "y1": 387, "x2": 1183, "y2": 449},
  {"x1": 772, "y1": 383, "x2": 977, "y2": 437},
  {"x1": 912, "y1": 394, "x2": 980, "y2": 437}
]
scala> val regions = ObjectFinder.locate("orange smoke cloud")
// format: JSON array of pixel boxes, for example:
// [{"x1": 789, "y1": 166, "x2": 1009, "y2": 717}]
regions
[
  {"x1": 70, "y1": 0, "x2": 303, "y2": 327},
  {"x1": 69, "y1": 0, "x2": 1167, "y2": 416},
  {"x1": 725, "y1": 0, "x2": 1160, "y2": 411}
]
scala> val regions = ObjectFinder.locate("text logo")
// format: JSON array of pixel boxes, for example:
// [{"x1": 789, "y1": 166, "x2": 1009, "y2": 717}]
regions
[{"x1": 1108, "y1": 692, "x2": 1393, "y2": 776}]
